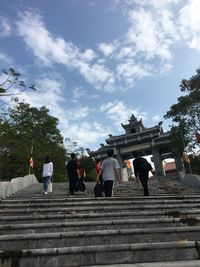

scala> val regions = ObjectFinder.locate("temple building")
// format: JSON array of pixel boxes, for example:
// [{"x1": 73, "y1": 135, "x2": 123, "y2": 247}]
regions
[{"x1": 87, "y1": 115, "x2": 184, "y2": 177}]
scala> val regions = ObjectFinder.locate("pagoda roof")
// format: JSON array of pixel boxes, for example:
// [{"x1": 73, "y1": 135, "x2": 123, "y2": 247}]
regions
[
  {"x1": 121, "y1": 114, "x2": 145, "y2": 129},
  {"x1": 106, "y1": 125, "x2": 162, "y2": 144},
  {"x1": 86, "y1": 144, "x2": 111, "y2": 157}
]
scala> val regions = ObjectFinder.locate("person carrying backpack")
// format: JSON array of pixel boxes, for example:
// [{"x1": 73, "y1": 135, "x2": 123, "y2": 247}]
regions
[
  {"x1": 132, "y1": 152, "x2": 153, "y2": 196},
  {"x1": 66, "y1": 153, "x2": 81, "y2": 196}
]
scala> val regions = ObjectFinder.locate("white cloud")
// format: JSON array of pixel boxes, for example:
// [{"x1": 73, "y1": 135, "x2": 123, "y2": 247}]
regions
[
  {"x1": 16, "y1": 10, "x2": 115, "y2": 91},
  {"x1": 71, "y1": 87, "x2": 86, "y2": 103},
  {"x1": 63, "y1": 121, "x2": 110, "y2": 147},
  {"x1": 178, "y1": 0, "x2": 200, "y2": 51},
  {"x1": 14, "y1": 1, "x2": 200, "y2": 95},
  {"x1": 116, "y1": 59, "x2": 152, "y2": 84},
  {"x1": 16, "y1": 11, "x2": 77, "y2": 66},
  {"x1": 79, "y1": 49, "x2": 96, "y2": 62},
  {"x1": 126, "y1": 8, "x2": 174, "y2": 60},
  {"x1": 103, "y1": 0, "x2": 181, "y2": 87},
  {"x1": 66, "y1": 107, "x2": 90, "y2": 121},
  {"x1": 100, "y1": 101, "x2": 148, "y2": 126},
  {"x1": 15, "y1": 75, "x2": 109, "y2": 148},
  {"x1": 152, "y1": 115, "x2": 161, "y2": 121},
  {"x1": 0, "y1": 17, "x2": 11, "y2": 37},
  {"x1": 133, "y1": 0, "x2": 182, "y2": 9},
  {"x1": 0, "y1": 53, "x2": 13, "y2": 65},
  {"x1": 76, "y1": 61, "x2": 115, "y2": 91},
  {"x1": 116, "y1": 46, "x2": 135, "y2": 60},
  {"x1": 18, "y1": 78, "x2": 64, "y2": 118},
  {"x1": 159, "y1": 63, "x2": 172, "y2": 74},
  {"x1": 98, "y1": 42, "x2": 117, "y2": 57}
]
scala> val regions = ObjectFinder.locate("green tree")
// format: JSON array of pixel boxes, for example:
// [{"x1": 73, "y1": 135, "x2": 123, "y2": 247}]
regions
[
  {"x1": 164, "y1": 68, "x2": 200, "y2": 151},
  {"x1": 0, "y1": 68, "x2": 36, "y2": 118},
  {"x1": 0, "y1": 103, "x2": 67, "y2": 181},
  {"x1": 65, "y1": 138, "x2": 85, "y2": 159},
  {"x1": 80, "y1": 156, "x2": 96, "y2": 181}
]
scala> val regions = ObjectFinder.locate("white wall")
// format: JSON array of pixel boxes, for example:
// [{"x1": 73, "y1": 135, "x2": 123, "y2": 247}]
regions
[{"x1": 0, "y1": 174, "x2": 39, "y2": 199}]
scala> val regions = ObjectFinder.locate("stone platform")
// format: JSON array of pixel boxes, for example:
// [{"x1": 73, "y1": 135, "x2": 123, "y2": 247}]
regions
[{"x1": 1, "y1": 175, "x2": 200, "y2": 266}]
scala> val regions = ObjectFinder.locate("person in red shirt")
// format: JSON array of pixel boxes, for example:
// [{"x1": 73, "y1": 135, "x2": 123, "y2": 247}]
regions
[
  {"x1": 95, "y1": 159, "x2": 102, "y2": 175},
  {"x1": 95, "y1": 159, "x2": 104, "y2": 193}
]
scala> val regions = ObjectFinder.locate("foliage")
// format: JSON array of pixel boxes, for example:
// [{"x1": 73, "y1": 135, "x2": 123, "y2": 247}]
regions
[
  {"x1": 0, "y1": 68, "x2": 36, "y2": 97},
  {"x1": 0, "y1": 68, "x2": 36, "y2": 118},
  {"x1": 79, "y1": 156, "x2": 96, "y2": 181},
  {"x1": 85, "y1": 168, "x2": 97, "y2": 182},
  {"x1": 0, "y1": 102, "x2": 67, "y2": 181},
  {"x1": 65, "y1": 138, "x2": 85, "y2": 159},
  {"x1": 80, "y1": 156, "x2": 95, "y2": 174},
  {"x1": 164, "y1": 68, "x2": 200, "y2": 151},
  {"x1": 190, "y1": 154, "x2": 200, "y2": 175},
  {"x1": 168, "y1": 124, "x2": 189, "y2": 155}
]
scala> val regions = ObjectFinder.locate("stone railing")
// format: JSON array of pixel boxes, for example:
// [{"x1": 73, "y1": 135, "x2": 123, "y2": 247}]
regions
[
  {"x1": 179, "y1": 171, "x2": 200, "y2": 188},
  {"x1": 0, "y1": 174, "x2": 38, "y2": 199}
]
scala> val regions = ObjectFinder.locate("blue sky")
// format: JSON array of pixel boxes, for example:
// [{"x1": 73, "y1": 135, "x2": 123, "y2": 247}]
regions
[{"x1": 0, "y1": 0, "x2": 200, "y2": 151}]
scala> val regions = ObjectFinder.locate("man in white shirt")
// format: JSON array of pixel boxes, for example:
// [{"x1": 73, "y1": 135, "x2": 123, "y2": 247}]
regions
[{"x1": 97, "y1": 149, "x2": 122, "y2": 197}]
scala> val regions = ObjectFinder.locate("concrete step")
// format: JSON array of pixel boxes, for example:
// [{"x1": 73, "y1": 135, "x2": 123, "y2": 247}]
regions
[
  {"x1": 1, "y1": 216, "x2": 198, "y2": 235},
  {"x1": 1, "y1": 180, "x2": 200, "y2": 266},
  {"x1": 0, "y1": 241, "x2": 199, "y2": 267},
  {"x1": 1, "y1": 209, "x2": 200, "y2": 224},
  {"x1": 2, "y1": 197, "x2": 200, "y2": 207},
  {"x1": 83, "y1": 261, "x2": 200, "y2": 267},
  {"x1": 1, "y1": 226, "x2": 200, "y2": 250},
  {"x1": 4, "y1": 194, "x2": 200, "y2": 204},
  {"x1": 6, "y1": 179, "x2": 200, "y2": 199},
  {"x1": 0, "y1": 200, "x2": 200, "y2": 215},
  {"x1": 0, "y1": 205, "x2": 200, "y2": 221}
]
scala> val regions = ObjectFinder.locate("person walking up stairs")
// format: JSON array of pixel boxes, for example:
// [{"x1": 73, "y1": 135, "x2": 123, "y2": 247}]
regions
[{"x1": 1, "y1": 175, "x2": 200, "y2": 266}]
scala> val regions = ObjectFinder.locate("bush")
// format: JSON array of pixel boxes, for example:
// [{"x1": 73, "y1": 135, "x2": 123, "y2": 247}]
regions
[{"x1": 85, "y1": 168, "x2": 96, "y2": 182}]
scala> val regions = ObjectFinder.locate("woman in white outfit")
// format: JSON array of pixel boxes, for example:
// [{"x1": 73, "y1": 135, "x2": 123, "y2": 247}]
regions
[{"x1": 42, "y1": 156, "x2": 53, "y2": 194}]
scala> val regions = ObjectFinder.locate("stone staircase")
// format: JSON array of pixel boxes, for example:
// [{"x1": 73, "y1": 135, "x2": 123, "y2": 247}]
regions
[{"x1": 1, "y1": 176, "x2": 200, "y2": 266}]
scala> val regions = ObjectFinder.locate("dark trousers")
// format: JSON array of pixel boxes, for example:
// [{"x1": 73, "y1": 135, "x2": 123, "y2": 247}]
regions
[
  {"x1": 104, "y1": 180, "x2": 114, "y2": 197},
  {"x1": 99, "y1": 175, "x2": 104, "y2": 192},
  {"x1": 69, "y1": 176, "x2": 78, "y2": 195},
  {"x1": 139, "y1": 172, "x2": 149, "y2": 196}
]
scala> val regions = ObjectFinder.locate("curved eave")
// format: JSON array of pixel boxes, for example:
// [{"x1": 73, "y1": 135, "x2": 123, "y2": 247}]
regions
[{"x1": 106, "y1": 126, "x2": 161, "y2": 144}]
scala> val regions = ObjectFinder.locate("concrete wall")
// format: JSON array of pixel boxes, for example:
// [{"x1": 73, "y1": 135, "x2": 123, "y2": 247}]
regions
[
  {"x1": 179, "y1": 171, "x2": 200, "y2": 189},
  {"x1": 0, "y1": 174, "x2": 39, "y2": 199}
]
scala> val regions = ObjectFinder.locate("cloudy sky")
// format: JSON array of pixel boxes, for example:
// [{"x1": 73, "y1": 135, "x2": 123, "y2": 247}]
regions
[{"x1": 0, "y1": 0, "x2": 200, "y2": 151}]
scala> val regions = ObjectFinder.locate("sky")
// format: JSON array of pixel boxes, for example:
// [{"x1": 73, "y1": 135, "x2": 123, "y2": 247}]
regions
[{"x1": 0, "y1": 0, "x2": 200, "y2": 152}]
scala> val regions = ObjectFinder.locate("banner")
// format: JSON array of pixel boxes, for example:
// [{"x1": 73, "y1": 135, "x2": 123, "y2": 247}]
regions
[{"x1": 29, "y1": 157, "x2": 33, "y2": 167}]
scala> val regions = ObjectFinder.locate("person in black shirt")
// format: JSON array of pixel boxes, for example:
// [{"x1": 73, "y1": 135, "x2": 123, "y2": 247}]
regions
[
  {"x1": 132, "y1": 152, "x2": 152, "y2": 196},
  {"x1": 66, "y1": 153, "x2": 81, "y2": 196}
]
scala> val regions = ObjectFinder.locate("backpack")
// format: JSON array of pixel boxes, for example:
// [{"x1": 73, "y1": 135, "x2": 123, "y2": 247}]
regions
[
  {"x1": 74, "y1": 179, "x2": 86, "y2": 192},
  {"x1": 138, "y1": 158, "x2": 153, "y2": 172},
  {"x1": 94, "y1": 182, "x2": 103, "y2": 197}
]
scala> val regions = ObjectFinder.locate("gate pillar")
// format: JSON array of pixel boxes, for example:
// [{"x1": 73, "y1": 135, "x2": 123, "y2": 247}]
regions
[
  {"x1": 174, "y1": 153, "x2": 185, "y2": 172},
  {"x1": 152, "y1": 146, "x2": 165, "y2": 176}
]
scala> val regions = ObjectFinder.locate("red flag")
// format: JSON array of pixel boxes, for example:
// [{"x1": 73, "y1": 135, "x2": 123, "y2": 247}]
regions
[
  {"x1": 195, "y1": 132, "x2": 200, "y2": 143},
  {"x1": 29, "y1": 157, "x2": 33, "y2": 167}
]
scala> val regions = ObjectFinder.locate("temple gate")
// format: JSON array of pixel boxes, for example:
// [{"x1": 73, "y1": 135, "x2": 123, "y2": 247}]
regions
[{"x1": 87, "y1": 115, "x2": 184, "y2": 177}]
